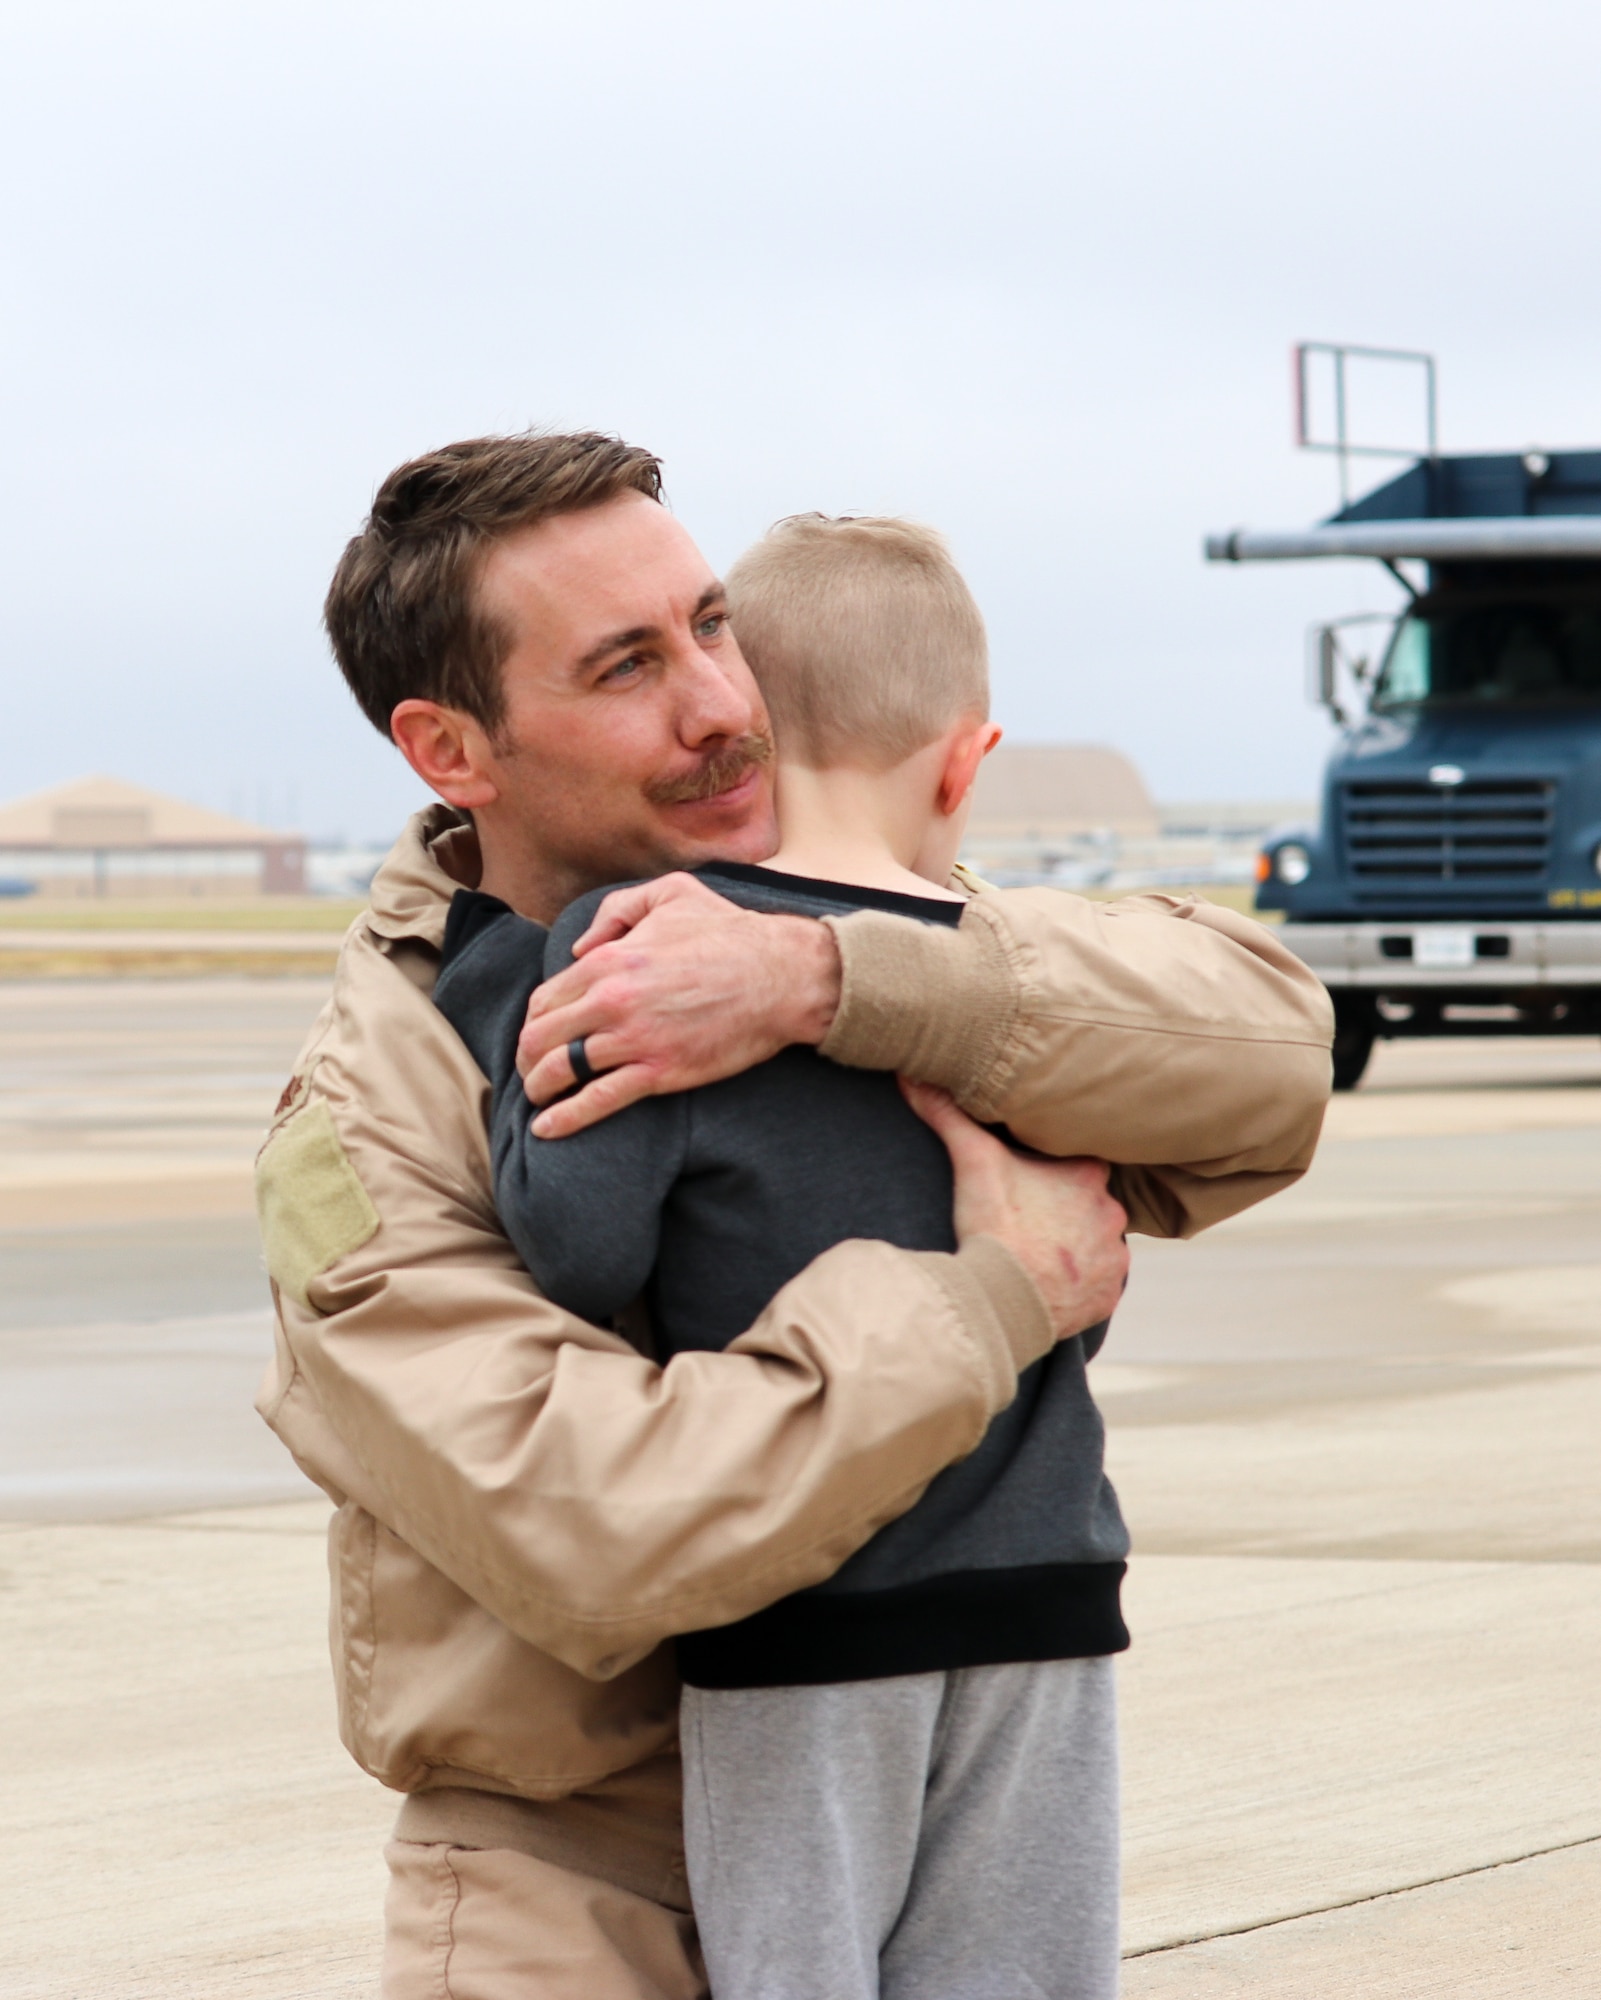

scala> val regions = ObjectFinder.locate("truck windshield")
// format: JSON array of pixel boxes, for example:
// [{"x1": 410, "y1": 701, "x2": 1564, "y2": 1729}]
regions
[{"x1": 1374, "y1": 597, "x2": 1601, "y2": 707}]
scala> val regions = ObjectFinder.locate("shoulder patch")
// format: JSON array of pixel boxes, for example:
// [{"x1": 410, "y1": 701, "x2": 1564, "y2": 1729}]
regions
[{"x1": 257, "y1": 1098, "x2": 380, "y2": 1308}]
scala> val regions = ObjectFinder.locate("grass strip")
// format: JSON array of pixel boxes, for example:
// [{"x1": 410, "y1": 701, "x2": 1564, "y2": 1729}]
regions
[
  {"x1": 0, "y1": 950, "x2": 341, "y2": 980},
  {"x1": 0, "y1": 899, "x2": 364, "y2": 933}
]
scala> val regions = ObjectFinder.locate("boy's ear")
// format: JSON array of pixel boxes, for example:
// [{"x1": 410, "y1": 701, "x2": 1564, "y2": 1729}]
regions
[
  {"x1": 391, "y1": 699, "x2": 505, "y2": 811},
  {"x1": 937, "y1": 720, "x2": 1003, "y2": 817}
]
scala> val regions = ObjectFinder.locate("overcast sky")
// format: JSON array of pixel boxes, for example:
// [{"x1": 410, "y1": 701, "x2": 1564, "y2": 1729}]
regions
[{"x1": 3, "y1": 0, "x2": 1600, "y2": 838}]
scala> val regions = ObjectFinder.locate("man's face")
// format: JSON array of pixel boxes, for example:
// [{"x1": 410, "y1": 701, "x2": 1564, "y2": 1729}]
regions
[{"x1": 471, "y1": 493, "x2": 778, "y2": 899}]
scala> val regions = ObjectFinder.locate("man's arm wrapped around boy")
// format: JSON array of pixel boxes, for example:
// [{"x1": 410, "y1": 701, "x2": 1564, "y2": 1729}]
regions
[
  {"x1": 256, "y1": 927, "x2": 1054, "y2": 1686},
  {"x1": 818, "y1": 885, "x2": 1334, "y2": 1236}
]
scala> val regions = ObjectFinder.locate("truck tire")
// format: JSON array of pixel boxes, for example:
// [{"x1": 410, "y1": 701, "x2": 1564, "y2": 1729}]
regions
[{"x1": 1330, "y1": 1000, "x2": 1376, "y2": 1092}]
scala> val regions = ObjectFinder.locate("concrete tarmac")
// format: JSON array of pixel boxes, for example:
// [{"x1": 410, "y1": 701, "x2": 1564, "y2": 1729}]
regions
[
  {"x1": 1108, "y1": 1032, "x2": 1601, "y2": 1992},
  {"x1": 0, "y1": 978, "x2": 324, "y2": 1517},
  {"x1": 2, "y1": 979, "x2": 1598, "y2": 1994}
]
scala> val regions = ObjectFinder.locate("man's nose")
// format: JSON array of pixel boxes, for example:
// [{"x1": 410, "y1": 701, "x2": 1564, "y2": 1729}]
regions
[{"x1": 674, "y1": 640, "x2": 757, "y2": 745}]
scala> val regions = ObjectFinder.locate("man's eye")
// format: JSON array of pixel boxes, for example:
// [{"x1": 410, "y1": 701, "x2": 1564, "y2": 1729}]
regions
[
  {"x1": 600, "y1": 655, "x2": 645, "y2": 684},
  {"x1": 696, "y1": 613, "x2": 726, "y2": 639}
]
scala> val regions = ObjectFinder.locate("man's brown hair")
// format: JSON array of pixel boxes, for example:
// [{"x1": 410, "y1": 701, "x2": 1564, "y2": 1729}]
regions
[
  {"x1": 725, "y1": 514, "x2": 988, "y2": 769},
  {"x1": 325, "y1": 431, "x2": 663, "y2": 737}
]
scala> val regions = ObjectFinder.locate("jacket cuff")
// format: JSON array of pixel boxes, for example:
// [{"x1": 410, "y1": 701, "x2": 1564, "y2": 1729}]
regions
[
  {"x1": 818, "y1": 901, "x2": 1023, "y2": 1105},
  {"x1": 907, "y1": 1233, "x2": 1055, "y2": 1417}
]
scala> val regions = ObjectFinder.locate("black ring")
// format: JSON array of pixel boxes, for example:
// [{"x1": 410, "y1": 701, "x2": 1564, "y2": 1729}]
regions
[{"x1": 568, "y1": 1036, "x2": 598, "y2": 1088}]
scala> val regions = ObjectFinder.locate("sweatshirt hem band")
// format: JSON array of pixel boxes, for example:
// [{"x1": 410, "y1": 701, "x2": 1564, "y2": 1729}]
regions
[{"x1": 676, "y1": 1559, "x2": 1128, "y2": 1689}]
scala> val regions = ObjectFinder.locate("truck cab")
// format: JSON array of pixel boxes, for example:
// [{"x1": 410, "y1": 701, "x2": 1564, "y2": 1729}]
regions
[{"x1": 1210, "y1": 450, "x2": 1601, "y2": 1087}]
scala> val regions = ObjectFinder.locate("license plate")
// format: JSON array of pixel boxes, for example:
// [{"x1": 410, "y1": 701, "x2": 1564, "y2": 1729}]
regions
[{"x1": 1414, "y1": 928, "x2": 1476, "y2": 968}]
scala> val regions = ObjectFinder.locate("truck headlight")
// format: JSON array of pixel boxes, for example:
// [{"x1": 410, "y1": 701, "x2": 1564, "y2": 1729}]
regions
[{"x1": 1275, "y1": 842, "x2": 1312, "y2": 885}]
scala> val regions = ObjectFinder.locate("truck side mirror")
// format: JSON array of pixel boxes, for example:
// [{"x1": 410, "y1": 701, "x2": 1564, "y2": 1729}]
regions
[
  {"x1": 1311, "y1": 626, "x2": 1348, "y2": 724},
  {"x1": 1317, "y1": 627, "x2": 1337, "y2": 706}
]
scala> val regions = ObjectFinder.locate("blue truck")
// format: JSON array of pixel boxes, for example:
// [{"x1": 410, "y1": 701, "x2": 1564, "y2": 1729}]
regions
[{"x1": 1208, "y1": 449, "x2": 1601, "y2": 1088}]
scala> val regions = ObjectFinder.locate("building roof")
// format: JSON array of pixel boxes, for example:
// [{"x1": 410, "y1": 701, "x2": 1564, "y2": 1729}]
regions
[
  {"x1": 0, "y1": 776, "x2": 295, "y2": 849},
  {"x1": 968, "y1": 744, "x2": 1158, "y2": 838}
]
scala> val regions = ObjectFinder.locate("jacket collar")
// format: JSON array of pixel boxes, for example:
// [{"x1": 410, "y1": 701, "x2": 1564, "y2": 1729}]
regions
[{"x1": 364, "y1": 805, "x2": 482, "y2": 950}]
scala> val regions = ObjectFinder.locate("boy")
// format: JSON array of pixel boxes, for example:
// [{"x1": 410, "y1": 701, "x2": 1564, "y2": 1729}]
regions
[{"x1": 434, "y1": 515, "x2": 1126, "y2": 1999}]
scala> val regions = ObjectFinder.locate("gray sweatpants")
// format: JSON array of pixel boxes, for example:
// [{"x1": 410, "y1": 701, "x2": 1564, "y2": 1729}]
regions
[{"x1": 680, "y1": 1657, "x2": 1119, "y2": 2000}]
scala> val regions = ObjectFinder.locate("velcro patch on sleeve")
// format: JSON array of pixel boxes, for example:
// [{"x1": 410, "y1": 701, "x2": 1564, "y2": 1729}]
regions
[{"x1": 257, "y1": 1098, "x2": 380, "y2": 1308}]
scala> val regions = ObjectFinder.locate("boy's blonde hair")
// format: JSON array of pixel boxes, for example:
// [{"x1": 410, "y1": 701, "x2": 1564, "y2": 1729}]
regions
[{"x1": 725, "y1": 514, "x2": 988, "y2": 769}]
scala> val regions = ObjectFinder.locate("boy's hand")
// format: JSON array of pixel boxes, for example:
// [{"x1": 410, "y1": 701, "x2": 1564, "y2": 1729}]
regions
[
  {"x1": 900, "y1": 1080, "x2": 1129, "y2": 1341},
  {"x1": 517, "y1": 873, "x2": 843, "y2": 1138}
]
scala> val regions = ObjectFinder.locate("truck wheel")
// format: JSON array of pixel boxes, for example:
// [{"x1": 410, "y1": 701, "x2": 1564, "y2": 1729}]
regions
[{"x1": 1331, "y1": 1018, "x2": 1375, "y2": 1091}]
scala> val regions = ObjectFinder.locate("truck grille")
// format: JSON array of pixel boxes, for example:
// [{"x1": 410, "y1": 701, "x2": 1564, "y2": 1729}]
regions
[{"x1": 1339, "y1": 779, "x2": 1554, "y2": 880}]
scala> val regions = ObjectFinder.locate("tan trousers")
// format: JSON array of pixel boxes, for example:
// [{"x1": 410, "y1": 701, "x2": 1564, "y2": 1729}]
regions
[{"x1": 380, "y1": 1755, "x2": 707, "y2": 2000}]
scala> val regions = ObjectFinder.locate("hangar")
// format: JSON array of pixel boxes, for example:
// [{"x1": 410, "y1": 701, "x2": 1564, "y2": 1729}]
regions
[
  {"x1": 967, "y1": 743, "x2": 1158, "y2": 844},
  {"x1": 0, "y1": 775, "x2": 306, "y2": 899}
]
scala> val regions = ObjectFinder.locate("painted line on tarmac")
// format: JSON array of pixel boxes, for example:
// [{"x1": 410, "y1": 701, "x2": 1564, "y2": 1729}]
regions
[{"x1": 1122, "y1": 1830, "x2": 1601, "y2": 1959}]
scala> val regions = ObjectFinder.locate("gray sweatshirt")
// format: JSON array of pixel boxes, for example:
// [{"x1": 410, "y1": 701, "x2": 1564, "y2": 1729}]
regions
[{"x1": 433, "y1": 862, "x2": 1129, "y2": 1688}]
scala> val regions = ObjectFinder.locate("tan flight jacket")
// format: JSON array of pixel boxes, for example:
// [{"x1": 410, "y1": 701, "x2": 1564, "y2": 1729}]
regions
[{"x1": 255, "y1": 807, "x2": 1331, "y2": 1814}]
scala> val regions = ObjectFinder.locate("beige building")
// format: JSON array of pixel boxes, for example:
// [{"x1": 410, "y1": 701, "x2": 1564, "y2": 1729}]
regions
[
  {"x1": 0, "y1": 776, "x2": 306, "y2": 899},
  {"x1": 967, "y1": 744, "x2": 1159, "y2": 845}
]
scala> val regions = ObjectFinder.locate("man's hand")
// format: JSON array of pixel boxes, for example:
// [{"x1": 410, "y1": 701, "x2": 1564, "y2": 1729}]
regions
[
  {"x1": 518, "y1": 874, "x2": 843, "y2": 1139},
  {"x1": 901, "y1": 1080, "x2": 1128, "y2": 1341}
]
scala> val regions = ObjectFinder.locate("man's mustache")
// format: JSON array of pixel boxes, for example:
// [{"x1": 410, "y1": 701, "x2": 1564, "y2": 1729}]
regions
[{"x1": 646, "y1": 733, "x2": 774, "y2": 807}]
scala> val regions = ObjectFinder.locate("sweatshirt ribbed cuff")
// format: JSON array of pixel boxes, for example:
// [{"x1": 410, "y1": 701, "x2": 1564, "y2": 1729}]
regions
[
  {"x1": 908, "y1": 1233, "x2": 1055, "y2": 1419},
  {"x1": 819, "y1": 902, "x2": 1023, "y2": 1115}
]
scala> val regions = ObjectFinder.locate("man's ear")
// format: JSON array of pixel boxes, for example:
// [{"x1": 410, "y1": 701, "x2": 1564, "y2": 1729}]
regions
[
  {"x1": 390, "y1": 699, "x2": 504, "y2": 811},
  {"x1": 936, "y1": 719, "x2": 1003, "y2": 817}
]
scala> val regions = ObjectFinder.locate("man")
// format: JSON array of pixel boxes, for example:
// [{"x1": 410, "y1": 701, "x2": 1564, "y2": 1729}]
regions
[{"x1": 256, "y1": 431, "x2": 1332, "y2": 1998}]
